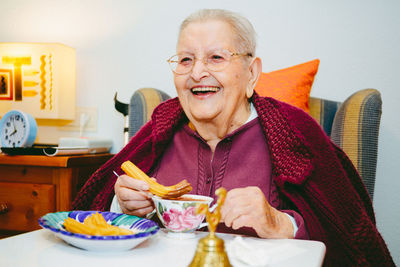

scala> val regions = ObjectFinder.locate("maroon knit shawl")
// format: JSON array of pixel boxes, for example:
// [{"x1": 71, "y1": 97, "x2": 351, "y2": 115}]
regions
[{"x1": 73, "y1": 93, "x2": 394, "y2": 266}]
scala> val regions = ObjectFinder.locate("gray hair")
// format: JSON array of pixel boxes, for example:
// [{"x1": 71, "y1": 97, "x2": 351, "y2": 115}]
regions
[{"x1": 179, "y1": 9, "x2": 257, "y2": 56}]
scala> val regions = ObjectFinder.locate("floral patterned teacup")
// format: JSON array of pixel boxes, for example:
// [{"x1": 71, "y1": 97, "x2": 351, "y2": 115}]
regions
[{"x1": 152, "y1": 194, "x2": 213, "y2": 233}]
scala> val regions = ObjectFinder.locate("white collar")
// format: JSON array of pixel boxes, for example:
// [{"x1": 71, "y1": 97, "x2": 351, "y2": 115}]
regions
[{"x1": 245, "y1": 102, "x2": 258, "y2": 123}]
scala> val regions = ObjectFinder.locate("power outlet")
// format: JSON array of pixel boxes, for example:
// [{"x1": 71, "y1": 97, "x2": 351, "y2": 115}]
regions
[{"x1": 58, "y1": 106, "x2": 98, "y2": 133}]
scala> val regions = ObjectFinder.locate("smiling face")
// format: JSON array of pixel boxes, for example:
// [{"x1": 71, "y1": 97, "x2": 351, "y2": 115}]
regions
[{"x1": 174, "y1": 20, "x2": 254, "y2": 129}]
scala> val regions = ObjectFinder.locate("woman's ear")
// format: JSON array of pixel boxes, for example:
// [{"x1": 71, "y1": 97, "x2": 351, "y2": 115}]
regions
[{"x1": 247, "y1": 57, "x2": 262, "y2": 98}]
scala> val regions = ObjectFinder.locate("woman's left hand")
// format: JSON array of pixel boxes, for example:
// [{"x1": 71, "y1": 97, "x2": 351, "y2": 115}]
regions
[{"x1": 220, "y1": 186, "x2": 294, "y2": 239}]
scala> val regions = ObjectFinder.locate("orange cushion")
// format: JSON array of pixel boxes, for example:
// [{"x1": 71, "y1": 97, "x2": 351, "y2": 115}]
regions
[{"x1": 254, "y1": 59, "x2": 320, "y2": 113}]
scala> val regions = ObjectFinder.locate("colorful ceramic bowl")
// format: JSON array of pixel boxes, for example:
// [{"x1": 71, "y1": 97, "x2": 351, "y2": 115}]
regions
[
  {"x1": 38, "y1": 211, "x2": 159, "y2": 251},
  {"x1": 152, "y1": 194, "x2": 213, "y2": 234}
]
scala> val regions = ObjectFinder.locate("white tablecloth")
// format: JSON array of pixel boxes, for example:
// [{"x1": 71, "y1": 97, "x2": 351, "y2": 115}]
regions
[{"x1": 0, "y1": 229, "x2": 325, "y2": 267}]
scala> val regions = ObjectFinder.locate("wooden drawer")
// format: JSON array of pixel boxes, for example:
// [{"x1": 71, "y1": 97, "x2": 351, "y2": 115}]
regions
[
  {"x1": 0, "y1": 182, "x2": 55, "y2": 231},
  {"x1": 0, "y1": 165, "x2": 53, "y2": 184}
]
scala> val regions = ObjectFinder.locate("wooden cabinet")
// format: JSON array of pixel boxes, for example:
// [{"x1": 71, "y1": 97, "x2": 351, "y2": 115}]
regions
[{"x1": 0, "y1": 153, "x2": 113, "y2": 236}]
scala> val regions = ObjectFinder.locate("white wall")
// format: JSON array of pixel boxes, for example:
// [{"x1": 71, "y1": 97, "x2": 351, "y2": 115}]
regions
[{"x1": 1, "y1": 0, "x2": 399, "y2": 263}]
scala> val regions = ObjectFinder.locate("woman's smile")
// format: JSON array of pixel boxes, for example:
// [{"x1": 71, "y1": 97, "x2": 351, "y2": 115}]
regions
[{"x1": 190, "y1": 86, "x2": 221, "y2": 98}]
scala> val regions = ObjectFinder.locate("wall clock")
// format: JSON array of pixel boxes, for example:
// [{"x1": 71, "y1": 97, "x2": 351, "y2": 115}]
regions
[{"x1": 0, "y1": 110, "x2": 37, "y2": 148}]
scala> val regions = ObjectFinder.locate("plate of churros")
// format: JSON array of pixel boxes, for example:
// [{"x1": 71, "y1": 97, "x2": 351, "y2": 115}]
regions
[{"x1": 38, "y1": 211, "x2": 159, "y2": 251}]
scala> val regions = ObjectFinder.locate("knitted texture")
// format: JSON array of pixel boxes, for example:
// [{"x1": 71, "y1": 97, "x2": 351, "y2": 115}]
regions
[
  {"x1": 72, "y1": 98, "x2": 184, "y2": 211},
  {"x1": 72, "y1": 92, "x2": 393, "y2": 266},
  {"x1": 269, "y1": 98, "x2": 393, "y2": 266}
]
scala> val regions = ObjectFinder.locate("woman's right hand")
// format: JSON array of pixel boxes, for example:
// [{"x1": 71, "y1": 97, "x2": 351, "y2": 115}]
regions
[{"x1": 114, "y1": 174, "x2": 154, "y2": 217}]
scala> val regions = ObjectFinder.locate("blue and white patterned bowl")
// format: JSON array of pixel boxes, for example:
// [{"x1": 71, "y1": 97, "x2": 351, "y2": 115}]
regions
[{"x1": 38, "y1": 211, "x2": 159, "y2": 251}]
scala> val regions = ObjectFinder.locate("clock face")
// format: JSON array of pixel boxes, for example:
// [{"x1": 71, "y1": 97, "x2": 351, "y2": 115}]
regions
[
  {"x1": 2, "y1": 114, "x2": 27, "y2": 147},
  {"x1": 0, "y1": 110, "x2": 37, "y2": 148}
]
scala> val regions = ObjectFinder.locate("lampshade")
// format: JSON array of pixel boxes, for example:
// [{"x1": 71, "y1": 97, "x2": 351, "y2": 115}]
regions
[{"x1": 0, "y1": 43, "x2": 76, "y2": 119}]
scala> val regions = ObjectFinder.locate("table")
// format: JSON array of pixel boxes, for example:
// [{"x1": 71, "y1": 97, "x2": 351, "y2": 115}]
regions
[
  {"x1": 0, "y1": 229, "x2": 326, "y2": 267},
  {"x1": 0, "y1": 154, "x2": 113, "y2": 236}
]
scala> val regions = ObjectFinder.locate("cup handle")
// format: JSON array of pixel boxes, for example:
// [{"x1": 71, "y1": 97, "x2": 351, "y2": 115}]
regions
[
  {"x1": 198, "y1": 222, "x2": 208, "y2": 229},
  {"x1": 209, "y1": 203, "x2": 218, "y2": 212},
  {"x1": 197, "y1": 202, "x2": 218, "y2": 229}
]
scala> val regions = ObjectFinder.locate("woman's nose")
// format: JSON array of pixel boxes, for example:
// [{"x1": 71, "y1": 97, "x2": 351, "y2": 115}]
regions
[{"x1": 190, "y1": 58, "x2": 209, "y2": 81}]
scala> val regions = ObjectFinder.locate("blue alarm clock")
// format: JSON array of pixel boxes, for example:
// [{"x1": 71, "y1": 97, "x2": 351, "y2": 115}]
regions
[{"x1": 0, "y1": 110, "x2": 37, "y2": 148}]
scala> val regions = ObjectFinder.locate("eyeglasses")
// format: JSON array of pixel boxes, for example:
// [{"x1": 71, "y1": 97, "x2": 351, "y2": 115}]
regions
[{"x1": 167, "y1": 49, "x2": 253, "y2": 75}]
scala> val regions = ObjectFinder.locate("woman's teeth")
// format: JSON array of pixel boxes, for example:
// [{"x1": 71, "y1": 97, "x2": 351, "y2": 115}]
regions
[{"x1": 191, "y1": 87, "x2": 220, "y2": 94}]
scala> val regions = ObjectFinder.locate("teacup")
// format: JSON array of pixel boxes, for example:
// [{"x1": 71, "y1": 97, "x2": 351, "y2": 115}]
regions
[{"x1": 152, "y1": 194, "x2": 213, "y2": 234}]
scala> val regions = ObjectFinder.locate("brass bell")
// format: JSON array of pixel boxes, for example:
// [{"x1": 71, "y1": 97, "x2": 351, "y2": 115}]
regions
[{"x1": 188, "y1": 188, "x2": 232, "y2": 267}]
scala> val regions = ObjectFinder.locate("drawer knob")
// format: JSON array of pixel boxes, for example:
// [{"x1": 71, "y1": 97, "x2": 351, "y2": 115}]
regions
[{"x1": 0, "y1": 203, "x2": 9, "y2": 214}]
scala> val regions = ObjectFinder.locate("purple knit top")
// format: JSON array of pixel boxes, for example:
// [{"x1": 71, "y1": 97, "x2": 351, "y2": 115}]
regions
[{"x1": 151, "y1": 118, "x2": 308, "y2": 238}]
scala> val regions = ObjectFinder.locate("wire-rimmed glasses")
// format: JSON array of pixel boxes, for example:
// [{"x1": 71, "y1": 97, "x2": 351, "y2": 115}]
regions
[{"x1": 167, "y1": 49, "x2": 252, "y2": 75}]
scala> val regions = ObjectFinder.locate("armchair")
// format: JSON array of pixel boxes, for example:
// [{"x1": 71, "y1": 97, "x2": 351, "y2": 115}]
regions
[
  {"x1": 128, "y1": 88, "x2": 171, "y2": 139},
  {"x1": 309, "y1": 89, "x2": 382, "y2": 200},
  {"x1": 128, "y1": 88, "x2": 382, "y2": 200}
]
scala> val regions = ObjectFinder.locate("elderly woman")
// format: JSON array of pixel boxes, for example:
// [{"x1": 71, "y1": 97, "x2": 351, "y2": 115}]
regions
[{"x1": 73, "y1": 9, "x2": 394, "y2": 266}]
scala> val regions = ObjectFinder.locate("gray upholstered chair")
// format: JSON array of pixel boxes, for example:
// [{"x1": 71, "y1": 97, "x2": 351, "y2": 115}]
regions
[
  {"x1": 128, "y1": 88, "x2": 382, "y2": 200},
  {"x1": 128, "y1": 88, "x2": 171, "y2": 139},
  {"x1": 309, "y1": 89, "x2": 382, "y2": 200}
]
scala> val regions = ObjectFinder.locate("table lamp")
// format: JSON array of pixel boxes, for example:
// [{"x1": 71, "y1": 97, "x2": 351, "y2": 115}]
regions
[{"x1": 0, "y1": 42, "x2": 76, "y2": 120}]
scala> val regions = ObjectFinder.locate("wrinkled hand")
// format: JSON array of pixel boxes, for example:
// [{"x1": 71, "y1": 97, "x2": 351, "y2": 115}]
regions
[
  {"x1": 114, "y1": 174, "x2": 154, "y2": 217},
  {"x1": 220, "y1": 186, "x2": 294, "y2": 239}
]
